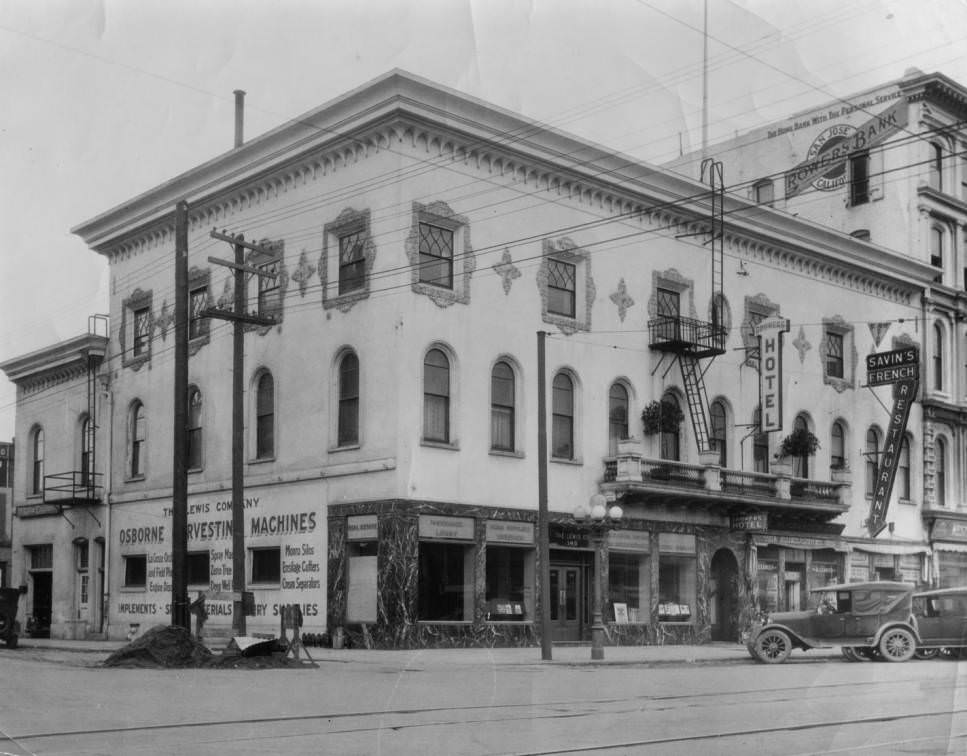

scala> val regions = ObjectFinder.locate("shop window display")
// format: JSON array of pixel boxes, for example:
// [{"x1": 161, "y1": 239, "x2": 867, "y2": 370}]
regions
[
  {"x1": 658, "y1": 555, "x2": 695, "y2": 621},
  {"x1": 485, "y1": 546, "x2": 533, "y2": 621},
  {"x1": 608, "y1": 552, "x2": 650, "y2": 623},
  {"x1": 419, "y1": 542, "x2": 473, "y2": 621}
]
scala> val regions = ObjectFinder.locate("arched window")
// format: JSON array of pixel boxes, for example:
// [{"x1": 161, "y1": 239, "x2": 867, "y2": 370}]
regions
[
  {"x1": 865, "y1": 427, "x2": 880, "y2": 497},
  {"x1": 338, "y1": 352, "x2": 359, "y2": 447},
  {"x1": 933, "y1": 323, "x2": 944, "y2": 391},
  {"x1": 187, "y1": 386, "x2": 202, "y2": 470},
  {"x1": 830, "y1": 421, "x2": 845, "y2": 470},
  {"x1": 660, "y1": 393, "x2": 681, "y2": 462},
  {"x1": 897, "y1": 436, "x2": 910, "y2": 501},
  {"x1": 491, "y1": 361, "x2": 515, "y2": 452},
  {"x1": 81, "y1": 416, "x2": 93, "y2": 486},
  {"x1": 792, "y1": 414, "x2": 810, "y2": 479},
  {"x1": 710, "y1": 400, "x2": 727, "y2": 467},
  {"x1": 130, "y1": 402, "x2": 146, "y2": 478},
  {"x1": 608, "y1": 383, "x2": 629, "y2": 456},
  {"x1": 423, "y1": 349, "x2": 450, "y2": 443},
  {"x1": 256, "y1": 372, "x2": 275, "y2": 459},
  {"x1": 31, "y1": 426, "x2": 44, "y2": 495},
  {"x1": 552, "y1": 372, "x2": 574, "y2": 459},
  {"x1": 936, "y1": 437, "x2": 947, "y2": 507},
  {"x1": 752, "y1": 407, "x2": 768, "y2": 473}
]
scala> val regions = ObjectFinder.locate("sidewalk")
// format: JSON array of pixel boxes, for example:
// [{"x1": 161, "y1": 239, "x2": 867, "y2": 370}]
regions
[{"x1": 15, "y1": 636, "x2": 841, "y2": 666}]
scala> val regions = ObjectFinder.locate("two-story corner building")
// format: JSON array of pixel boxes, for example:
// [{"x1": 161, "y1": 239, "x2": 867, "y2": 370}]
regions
[
  {"x1": 666, "y1": 67, "x2": 967, "y2": 587},
  {"x1": 0, "y1": 330, "x2": 108, "y2": 638},
  {"x1": 0, "y1": 440, "x2": 14, "y2": 587},
  {"x1": 8, "y1": 71, "x2": 937, "y2": 647}
]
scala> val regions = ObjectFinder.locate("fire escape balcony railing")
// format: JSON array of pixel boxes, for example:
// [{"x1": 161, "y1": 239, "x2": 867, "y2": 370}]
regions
[
  {"x1": 43, "y1": 471, "x2": 103, "y2": 506},
  {"x1": 648, "y1": 315, "x2": 727, "y2": 358}
]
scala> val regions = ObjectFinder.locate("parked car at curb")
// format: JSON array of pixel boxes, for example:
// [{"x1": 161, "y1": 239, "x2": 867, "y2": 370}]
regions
[
  {"x1": 746, "y1": 581, "x2": 917, "y2": 664},
  {"x1": 910, "y1": 587, "x2": 967, "y2": 659}
]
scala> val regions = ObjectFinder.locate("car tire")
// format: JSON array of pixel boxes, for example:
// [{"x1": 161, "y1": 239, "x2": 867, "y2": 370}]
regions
[
  {"x1": 754, "y1": 629, "x2": 792, "y2": 664},
  {"x1": 878, "y1": 627, "x2": 916, "y2": 662},
  {"x1": 0, "y1": 613, "x2": 9, "y2": 635},
  {"x1": 914, "y1": 648, "x2": 940, "y2": 660}
]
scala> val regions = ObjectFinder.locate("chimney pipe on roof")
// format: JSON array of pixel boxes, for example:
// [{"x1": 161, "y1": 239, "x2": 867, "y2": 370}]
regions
[{"x1": 233, "y1": 89, "x2": 245, "y2": 148}]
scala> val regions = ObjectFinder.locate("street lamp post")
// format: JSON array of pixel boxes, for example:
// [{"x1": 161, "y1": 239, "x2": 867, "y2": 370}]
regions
[{"x1": 572, "y1": 493, "x2": 623, "y2": 661}]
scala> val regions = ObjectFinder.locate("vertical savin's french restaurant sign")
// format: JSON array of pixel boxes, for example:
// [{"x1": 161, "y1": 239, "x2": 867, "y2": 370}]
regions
[
  {"x1": 755, "y1": 317, "x2": 790, "y2": 433},
  {"x1": 866, "y1": 347, "x2": 919, "y2": 538}
]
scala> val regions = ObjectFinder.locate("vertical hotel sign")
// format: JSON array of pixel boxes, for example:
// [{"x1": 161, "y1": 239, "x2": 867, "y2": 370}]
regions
[
  {"x1": 755, "y1": 317, "x2": 790, "y2": 432},
  {"x1": 866, "y1": 347, "x2": 919, "y2": 537}
]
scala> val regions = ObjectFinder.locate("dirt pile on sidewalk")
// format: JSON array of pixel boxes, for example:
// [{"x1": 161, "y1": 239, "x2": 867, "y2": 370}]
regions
[{"x1": 103, "y1": 625, "x2": 214, "y2": 668}]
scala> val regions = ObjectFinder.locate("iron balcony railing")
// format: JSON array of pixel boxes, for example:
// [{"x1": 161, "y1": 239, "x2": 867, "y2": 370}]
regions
[
  {"x1": 648, "y1": 315, "x2": 727, "y2": 357},
  {"x1": 43, "y1": 471, "x2": 103, "y2": 506}
]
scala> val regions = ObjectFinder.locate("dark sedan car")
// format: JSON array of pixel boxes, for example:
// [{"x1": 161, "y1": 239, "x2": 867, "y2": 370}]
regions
[
  {"x1": 911, "y1": 587, "x2": 967, "y2": 657},
  {"x1": 747, "y1": 581, "x2": 917, "y2": 663}
]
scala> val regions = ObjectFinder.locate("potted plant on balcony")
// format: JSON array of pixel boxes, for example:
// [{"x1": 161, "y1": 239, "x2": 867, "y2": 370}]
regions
[
  {"x1": 777, "y1": 426, "x2": 820, "y2": 460},
  {"x1": 640, "y1": 400, "x2": 684, "y2": 436}
]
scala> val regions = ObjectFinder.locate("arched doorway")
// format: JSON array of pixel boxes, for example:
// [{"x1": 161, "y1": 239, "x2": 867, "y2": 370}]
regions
[{"x1": 710, "y1": 548, "x2": 739, "y2": 642}]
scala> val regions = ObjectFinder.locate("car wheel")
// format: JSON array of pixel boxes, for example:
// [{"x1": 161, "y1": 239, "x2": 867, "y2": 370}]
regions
[
  {"x1": 0, "y1": 613, "x2": 9, "y2": 635},
  {"x1": 878, "y1": 627, "x2": 916, "y2": 662},
  {"x1": 914, "y1": 648, "x2": 940, "y2": 660},
  {"x1": 754, "y1": 629, "x2": 792, "y2": 664}
]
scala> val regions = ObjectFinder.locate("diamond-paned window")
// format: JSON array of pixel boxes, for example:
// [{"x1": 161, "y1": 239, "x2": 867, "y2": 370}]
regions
[
  {"x1": 547, "y1": 259, "x2": 576, "y2": 317},
  {"x1": 189, "y1": 287, "x2": 209, "y2": 340},
  {"x1": 133, "y1": 307, "x2": 151, "y2": 357},
  {"x1": 339, "y1": 230, "x2": 365, "y2": 295},
  {"x1": 258, "y1": 259, "x2": 281, "y2": 319},
  {"x1": 419, "y1": 223, "x2": 454, "y2": 288},
  {"x1": 826, "y1": 331, "x2": 844, "y2": 378}
]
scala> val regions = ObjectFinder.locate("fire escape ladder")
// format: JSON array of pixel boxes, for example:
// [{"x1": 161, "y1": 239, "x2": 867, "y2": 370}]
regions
[{"x1": 679, "y1": 353, "x2": 713, "y2": 453}]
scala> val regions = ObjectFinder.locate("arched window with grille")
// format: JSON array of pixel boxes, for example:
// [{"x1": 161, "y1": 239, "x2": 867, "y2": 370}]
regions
[
  {"x1": 552, "y1": 372, "x2": 574, "y2": 460},
  {"x1": 491, "y1": 360, "x2": 516, "y2": 452},
  {"x1": 338, "y1": 352, "x2": 360, "y2": 447},
  {"x1": 423, "y1": 349, "x2": 450, "y2": 443}
]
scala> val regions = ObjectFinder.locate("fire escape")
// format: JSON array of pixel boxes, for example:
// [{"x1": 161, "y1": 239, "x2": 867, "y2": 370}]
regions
[
  {"x1": 44, "y1": 315, "x2": 108, "y2": 525},
  {"x1": 648, "y1": 160, "x2": 726, "y2": 453}
]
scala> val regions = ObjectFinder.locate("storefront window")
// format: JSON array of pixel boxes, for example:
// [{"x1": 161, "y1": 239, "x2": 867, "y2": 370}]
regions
[
  {"x1": 658, "y1": 557, "x2": 695, "y2": 621},
  {"x1": 419, "y1": 542, "x2": 473, "y2": 621},
  {"x1": 251, "y1": 547, "x2": 281, "y2": 585},
  {"x1": 608, "y1": 552, "x2": 649, "y2": 623},
  {"x1": 348, "y1": 541, "x2": 378, "y2": 623},
  {"x1": 756, "y1": 555, "x2": 779, "y2": 613},
  {"x1": 124, "y1": 555, "x2": 147, "y2": 588},
  {"x1": 485, "y1": 546, "x2": 534, "y2": 620},
  {"x1": 187, "y1": 551, "x2": 211, "y2": 587}
]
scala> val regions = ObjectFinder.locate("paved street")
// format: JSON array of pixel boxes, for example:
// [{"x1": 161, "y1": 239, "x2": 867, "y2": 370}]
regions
[{"x1": 1, "y1": 640, "x2": 966, "y2": 755}]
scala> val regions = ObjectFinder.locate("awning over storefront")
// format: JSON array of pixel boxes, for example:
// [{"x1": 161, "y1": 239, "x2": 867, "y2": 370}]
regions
[
  {"x1": 849, "y1": 542, "x2": 930, "y2": 556},
  {"x1": 752, "y1": 533, "x2": 848, "y2": 552},
  {"x1": 933, "y1": 542, "x2": 967, "y2": 554}
]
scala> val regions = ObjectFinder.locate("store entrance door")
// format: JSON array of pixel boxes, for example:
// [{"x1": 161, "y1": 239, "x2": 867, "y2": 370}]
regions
[
  {"x1": 549, "y1": 563, "x2": 584, "y2": 642},
  {"x1": 30, "y1": 572, "x2": 52, "y2": 638}
]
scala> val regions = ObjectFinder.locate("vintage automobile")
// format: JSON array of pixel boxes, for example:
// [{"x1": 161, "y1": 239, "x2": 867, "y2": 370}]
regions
[
  {"x1": 910, "y1": 587, "x2": 967, "y2": 659},
  {"x1": 747, "y1": 581, "x2": 918, "y2": 663}
]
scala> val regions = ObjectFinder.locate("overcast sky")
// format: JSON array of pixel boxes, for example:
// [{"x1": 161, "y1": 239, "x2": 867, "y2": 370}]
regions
[{"x1": 2, "y1": 0, "x2": 967, "y2": 441}]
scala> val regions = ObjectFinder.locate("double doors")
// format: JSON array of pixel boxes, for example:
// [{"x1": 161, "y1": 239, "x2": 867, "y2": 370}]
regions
[{"x1": 549, "y1": 556, "x2": 591, "y2": 643}]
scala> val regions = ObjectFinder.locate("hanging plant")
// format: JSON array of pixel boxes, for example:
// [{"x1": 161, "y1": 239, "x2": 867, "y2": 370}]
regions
[
  {"x1": 777, "y1": 426, "x2": 820, "y2": 459},
  {"x1": 640, "y1": 400, "x2": 685, "y2": 435}
]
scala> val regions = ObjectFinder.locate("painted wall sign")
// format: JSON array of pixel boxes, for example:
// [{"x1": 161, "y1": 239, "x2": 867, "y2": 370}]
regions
[
  {"x1": 866, "y1": 347, "x2": 919, "y2": 387},
  {"x1": 485, "y1": 520, "x2": 534, "y2": 545},
  {"x1": 868, "y1": 376, "x2": 918, "y2": 537},
  {"x1": 607, "y1": 529, "x2": 651, "y2": 552},
  {"x1": 931, "y1": 518, "x2": 967, "y2": 544},
  {"x1": 755, "y1": 317, "x2": 790, "y2": 432},
  {"x1": 347, "y1": 514, "x2": 378, "y2": 541},
  {"x1": 418, "y1": 515, "x2": 475, "y2": 541},
  {"x1": 658, "y1": 532, "x2": 696, "y2": 554},
  {"x1": 784, "y1": 97, "x2": 908, "y2": 198}
]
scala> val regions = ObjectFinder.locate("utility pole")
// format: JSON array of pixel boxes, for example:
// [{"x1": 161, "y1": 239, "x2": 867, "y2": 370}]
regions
[
  {"x1": 537, "y1": 331, "x2": 552, "y2": 661},
  {"x1": 203, "y1": 229, "x2": 276, "y2": 637},
  {"x1": 171, "y1": 200, "x2": 190, "y2": 631}
]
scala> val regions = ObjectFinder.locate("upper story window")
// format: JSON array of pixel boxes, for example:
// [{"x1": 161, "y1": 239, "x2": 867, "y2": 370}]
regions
[
  {"x1": 826, "y1": 332, "x2": 844, "y2": 379},
  {"x1": 551, "y1": 372, "x2": 575, "y2": 460},
  {"x1": 257, "y1": 258, "x2": 282, "y2": 321},
  {"x1": 608, "y1": 383, "x2": 629, "y2": 457},
  {"x1": 753, "y1": 179, "x2": 774, "y2": 206},
  {"x1": 659, "y1": 392, "x2": 681, "y2": 462},
  {"x1": 710, "y1": 400, "x2": 727, "y2": 467},
  {"x1": 133, "y1": 307, "x2": 151, "y2": 358},
  {"x1": 849, "y1": 150, "x2": 870, "y2": 206},
  {"x1": 491, "y1": 361, "x2": 516, "y2": 453},
  {"x1": 935, "y1": 437, "x2": 947, "y2": 507},
  {"x1": 539, "y1": 238, "x2": 594, "y2": 334},
  {"x1": 791, "y1": 414, "x2": 810, "y2": 479},
  {"x1": 830, "y1": 421, "x2": 845, "y2": 470},
  {"x1": 418, "y1": 223, "x2": 454, "y2": 289},
  {"x1": 323, "y1": 208, "x2": 375, "y2": 312},
  {"x1": 339, "y1": 230, "x2": 366, "y2": 295},
  {"x1": 30, "y1": 426, "x2": 44, "y2": 495},
  {"x1": 187, "y1": 386, "x2": 202, "y2": 471},
  {"x1": 930, "y1": 226, "x2": 944, "y2": 270},
  {"x1": 821, "y1": 316, "x2": 854, "y2": 392},
  {"x1": 423, "y1": 349, "x2": 451, "y2": 444},
  {"x1": 255, "y1": 372, "x2": 275, "y2": 459},
  {"x1": 189, "y1": 285, "x2": 210, "y2": 340},
  {"x1": 929, "y1": 142, "x2": 944, "y2": 191},
  {"x1": 933, "y1": 322, "x2": 945, "y2": 391},
  {"x1": 897, "y1": 436, "x2": 911, "y2": 501},
  {"x1": 865, "y1": 427, "x2": 880, "y2": 497},
  {"x1": 129, "y1": 402, "x2": 146, "y2": 479},
  {"x1": 81, "y1": 416, "x2": 93, "y2": 485},
  {"x1": 752, "y1": 406, "x2": 769, "y2": 473},
  {"x1": 547, "y1": 259, "x2": 576, "y2": 318},
  {"x1": 338, "y1": 352, "x2": 359, "y2": 447}
]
